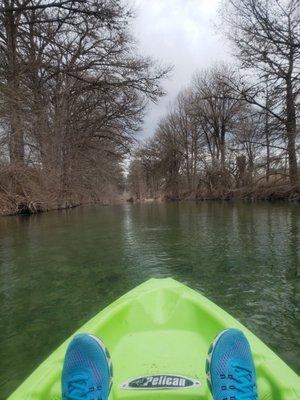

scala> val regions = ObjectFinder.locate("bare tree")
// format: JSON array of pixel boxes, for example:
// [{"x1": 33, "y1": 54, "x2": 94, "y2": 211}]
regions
[
  {"x1": 128, "y1": 62, "x2": 295, "y2": 201},
  {"x1": 0, "y1": 0, "x2": 170, "y2": 213},
  {"x1": 221, "y1": 0, "x2": 300, "y2": 184}
]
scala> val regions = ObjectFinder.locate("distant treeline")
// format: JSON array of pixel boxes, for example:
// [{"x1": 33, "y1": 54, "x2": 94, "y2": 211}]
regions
[
  {"x1": 0, "y1": 0, "x2": 169, "y2": 215},
  {"x1": 128, "y1": 0, "x2": 300, "y2": 202}
]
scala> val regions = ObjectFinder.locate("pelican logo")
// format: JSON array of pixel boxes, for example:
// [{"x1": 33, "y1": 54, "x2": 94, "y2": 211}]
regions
[{"x1": 121, "y1": 374, "x2": 201, "y2": 390}]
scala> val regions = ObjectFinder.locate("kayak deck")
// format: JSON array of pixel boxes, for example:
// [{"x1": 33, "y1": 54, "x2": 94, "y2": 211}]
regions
[{"x1": 8, "y1": 278, "x2": 300, "y2": 399}]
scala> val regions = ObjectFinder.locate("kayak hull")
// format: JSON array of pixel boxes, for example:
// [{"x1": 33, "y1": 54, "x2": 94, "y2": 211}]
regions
[{"x1": 7, "y1": 278, "x2": 300, "y2": 399}]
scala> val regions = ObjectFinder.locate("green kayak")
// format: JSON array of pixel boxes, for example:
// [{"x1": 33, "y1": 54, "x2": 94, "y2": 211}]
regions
[{"x1": 8, "y1": 278, "x2": 300, "y2": 399}]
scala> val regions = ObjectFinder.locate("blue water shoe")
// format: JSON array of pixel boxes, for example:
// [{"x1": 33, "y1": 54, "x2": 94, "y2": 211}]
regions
[
  {"x1": 206, "y1": 328, "x2": 258, "y2": 400},
  {"x1": 62, "y1": 333, "x2": 112, "y2": 400}
]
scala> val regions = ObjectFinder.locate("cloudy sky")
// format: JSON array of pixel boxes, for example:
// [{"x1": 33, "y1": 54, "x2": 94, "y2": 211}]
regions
[{"x1": 131, "y1": 0, "x2": 233, "y2": 139}]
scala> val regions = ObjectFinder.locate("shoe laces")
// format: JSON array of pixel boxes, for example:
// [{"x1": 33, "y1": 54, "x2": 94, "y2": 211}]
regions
[
  {"x1": 229, "y1": 365, "x2": 258, "y2": 400},
  {"x1": 65, "y1": 375, "x2": 90, "y2": 400}
]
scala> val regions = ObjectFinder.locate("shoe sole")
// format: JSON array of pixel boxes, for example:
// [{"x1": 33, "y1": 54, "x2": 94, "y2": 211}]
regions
[
  {"x1": 205, "y1": 329, "x2": 231, "y2": 395},
  {"x1": 88, "y1": 334, "x2": 113, "y2": 394}
]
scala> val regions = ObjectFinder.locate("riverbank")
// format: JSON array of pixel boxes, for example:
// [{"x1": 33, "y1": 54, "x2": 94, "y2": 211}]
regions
[
  {"x1": 0, "y1": 163, "x2": 126, "y2": 216},
  {"x1": 0, "y1": 192, "x2": 125, "y2": 216},
  {"x1": 130, "y1": 183, "x2": 300, "y2": 204},
  {"x1": 2, "y1": 182, "x2": 299, "y2": 216},
  {"x1": 196, "y1": 182, "x2": 300, "y2": 201}
]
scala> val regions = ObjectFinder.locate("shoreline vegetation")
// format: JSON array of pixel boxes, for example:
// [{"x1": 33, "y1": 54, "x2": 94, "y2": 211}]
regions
[
  {"x1": 1, "y1": 180, "x2": 299, "y2": 217},
  {"x1": 128, "y1": 183, "x2": 300, "y2": 204},
  {"x1": 1, "y1": 182, "x2": 299, "y2": 217},
  {"x1": 0, "y1": 186, "x2": 127, "y2": 216},
  {"x1": 127, "y1": 179, "x2": 300, "y2": 205},
  {"x1": 1, "y1": 0, "x2": 300, "y2": 216}
]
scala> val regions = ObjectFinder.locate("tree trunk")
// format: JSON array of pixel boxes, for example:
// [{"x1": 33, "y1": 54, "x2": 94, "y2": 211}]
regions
[
  {"x1": 220, "y1": 124, "x2": 226, "y2": 169},
  {"x1": 286, "y1": 78, "x2": 298, "y2": 185},
  {"x1": 265, "y1": 80, "x2": 270, "y2": 182},
  {"x1": 4, "y1": 2, "x2": 24, "y2": 165},
  {"x1": 183, "y1": 131, "x2": 191, "y2": 192},
  {"x1": 265, "y1": 127, "x2": 270, "y2": 182},
  {"x1": 247, "y1": 150, "x2": 254, "y2": 185},
  {"x1": 220, "y1": 138, "x2": 225, "y2": 169}
]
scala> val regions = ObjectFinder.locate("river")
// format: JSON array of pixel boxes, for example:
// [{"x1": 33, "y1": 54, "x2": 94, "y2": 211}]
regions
[{"x1": 0, "y1": 202, "x2": 299, "y2": 398}]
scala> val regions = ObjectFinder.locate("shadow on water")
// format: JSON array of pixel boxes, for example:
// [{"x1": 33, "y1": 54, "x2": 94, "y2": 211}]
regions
[{"x1": 0, "y1": 202, "x2": 299, "y2": 398}]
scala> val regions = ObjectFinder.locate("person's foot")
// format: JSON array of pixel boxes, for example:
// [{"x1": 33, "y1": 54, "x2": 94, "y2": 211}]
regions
[
  {"x1": 206, "y1": 328, "x2": 258, "y2": 400},
  {"x1": 62, "y1": 333, "x2": 112, "y2": 400}
]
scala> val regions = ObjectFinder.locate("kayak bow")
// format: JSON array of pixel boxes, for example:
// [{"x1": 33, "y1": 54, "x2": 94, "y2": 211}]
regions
[{"x1": 8, "y1": 278, "x2": 300, "y2": 400}]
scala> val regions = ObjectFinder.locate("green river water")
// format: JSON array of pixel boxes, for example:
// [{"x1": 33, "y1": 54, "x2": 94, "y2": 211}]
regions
[{"x1": 0, "y1": 202, "x2": 299, "y2": 398}]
